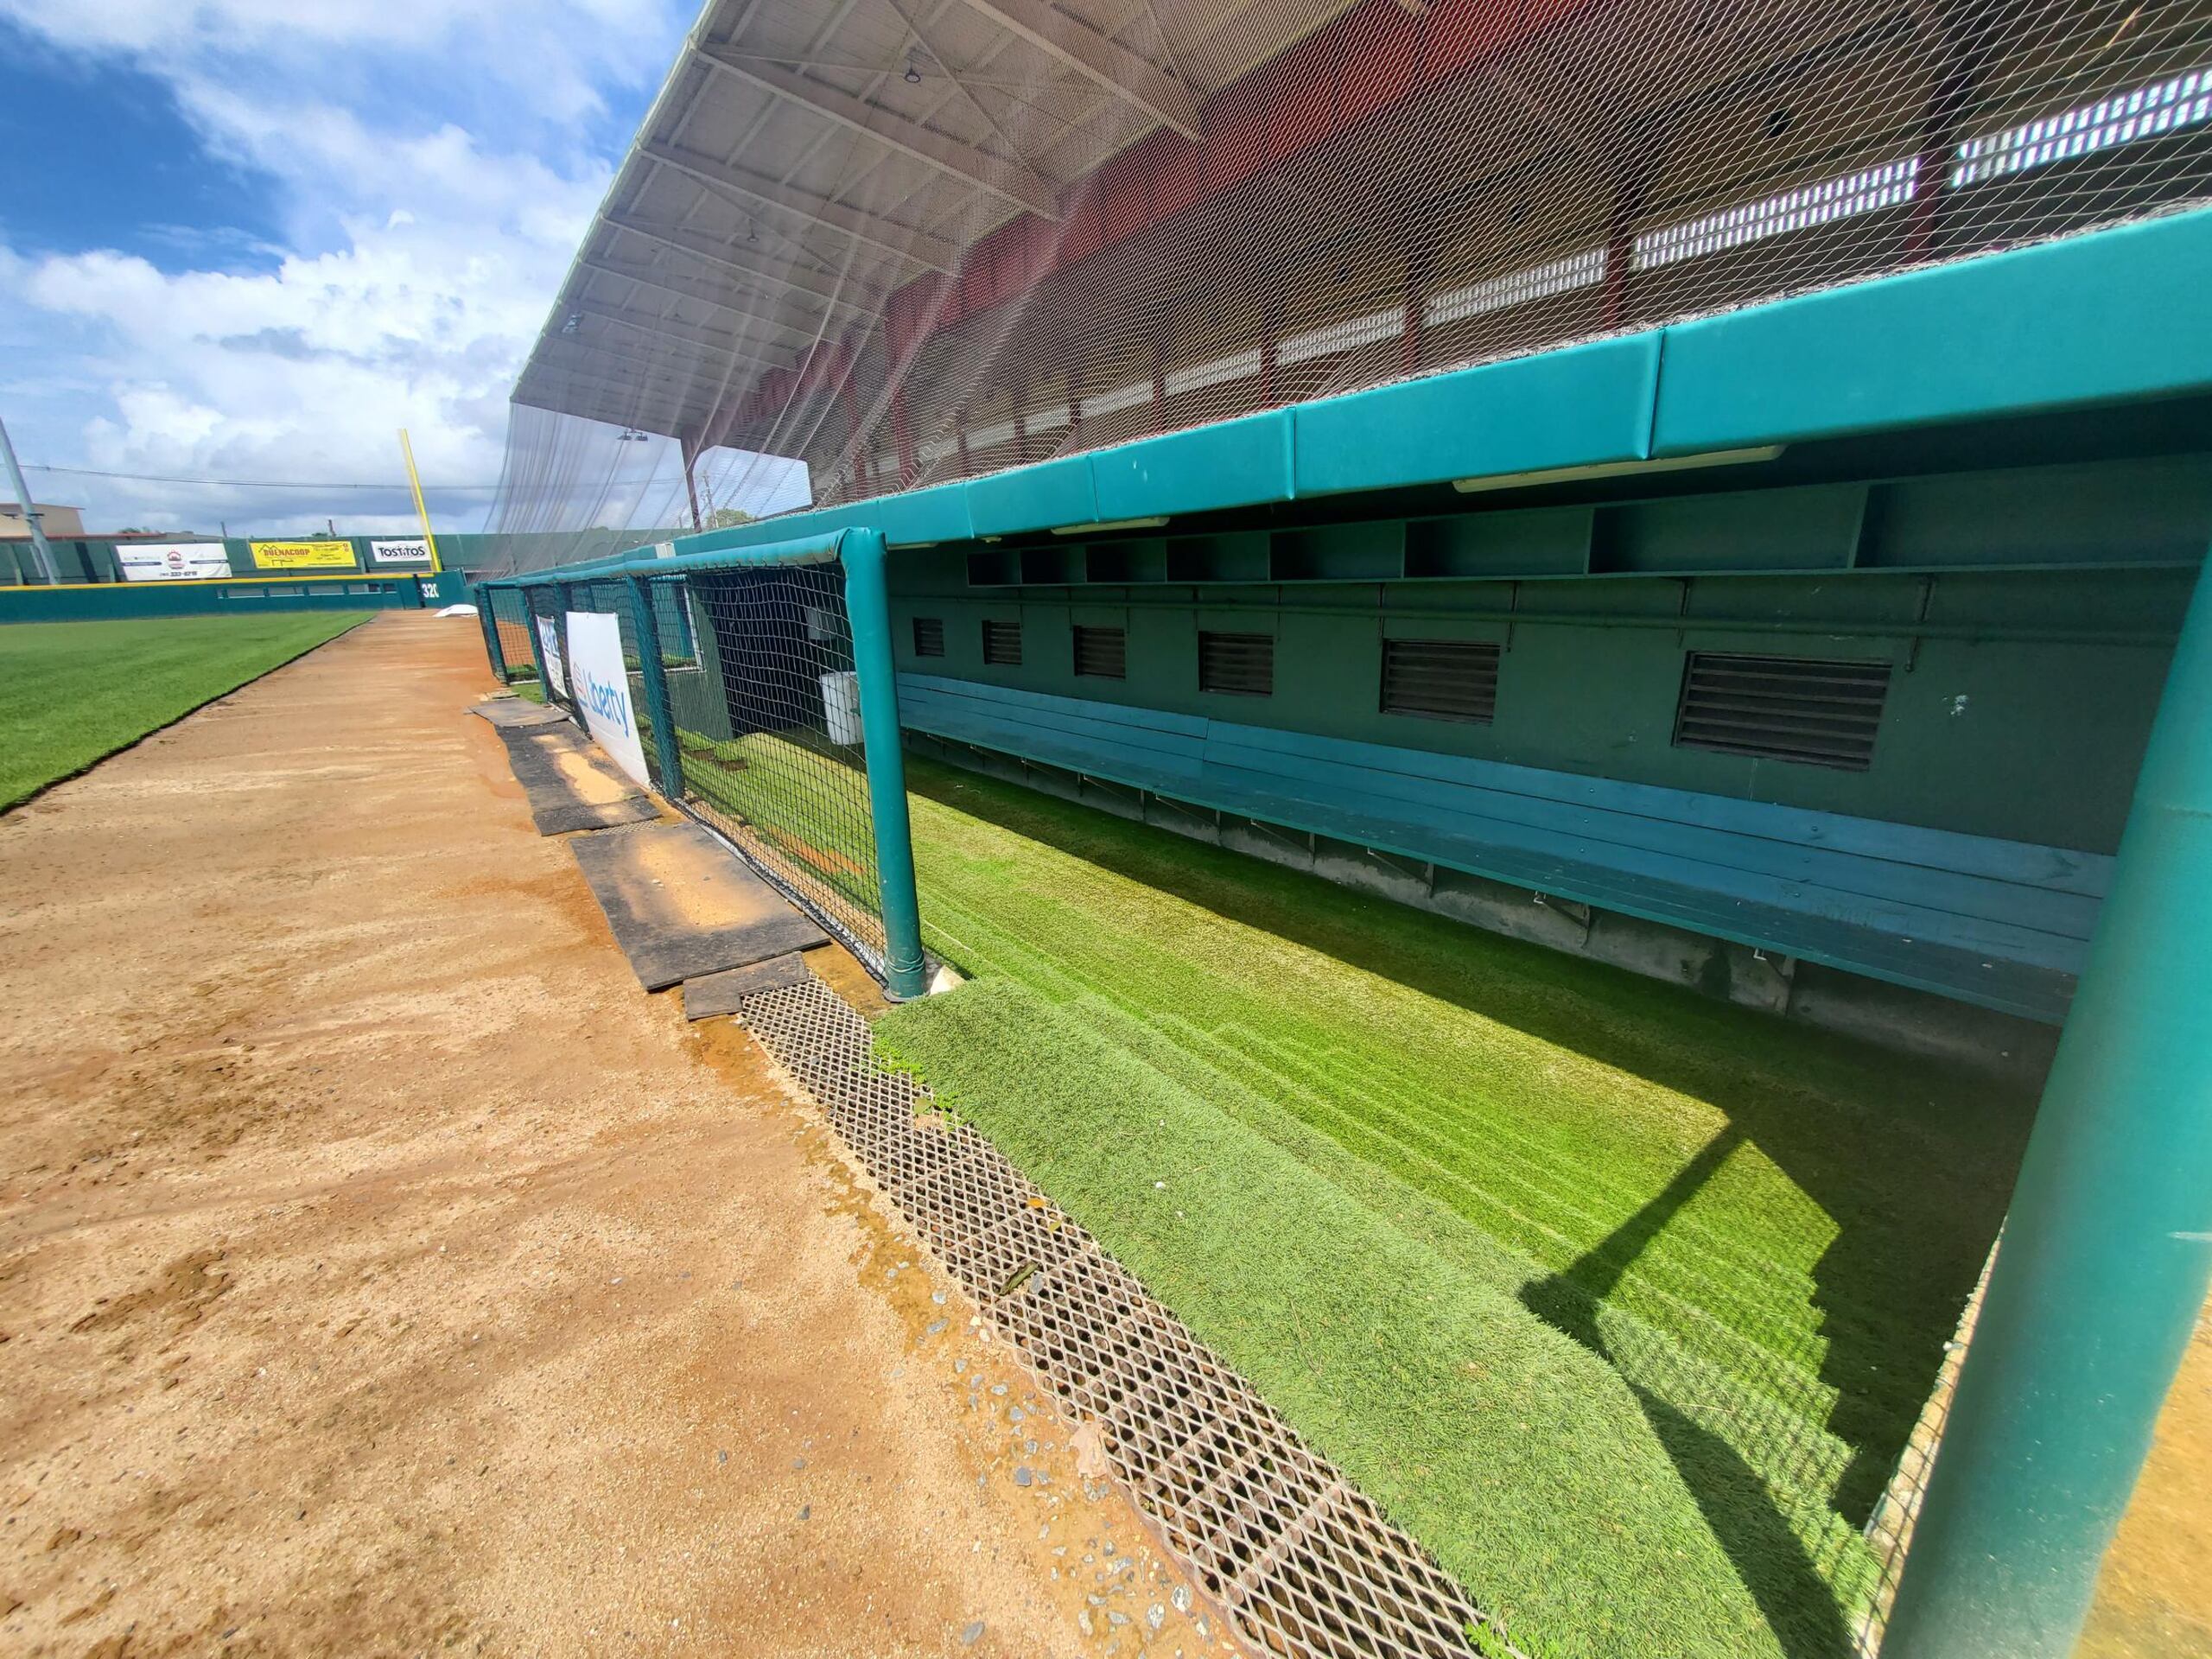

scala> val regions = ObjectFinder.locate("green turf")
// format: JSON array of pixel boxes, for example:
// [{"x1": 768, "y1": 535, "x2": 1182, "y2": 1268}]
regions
[
  {"x1": 0, "y1": 613, "x2": 369, "y2": 809},
  {"x1": 874, "y1": 758, "x2": 2037, "y2": 1659}
]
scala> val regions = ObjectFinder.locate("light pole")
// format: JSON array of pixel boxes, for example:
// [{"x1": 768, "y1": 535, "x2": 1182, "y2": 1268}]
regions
[{"x1": 0, "y1": 414, "x2": 59, "y2": 585}]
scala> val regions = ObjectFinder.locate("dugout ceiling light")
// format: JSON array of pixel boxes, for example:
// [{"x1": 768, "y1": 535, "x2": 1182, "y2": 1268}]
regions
[{"x1": 904, "y1": 60, "x2": 922, "y2": 84}]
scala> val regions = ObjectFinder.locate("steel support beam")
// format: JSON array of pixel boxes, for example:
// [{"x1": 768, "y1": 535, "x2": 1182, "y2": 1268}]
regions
[
  {"x1": 693, "y1": 44, "x2": 1060, "y2": 219},
  {"x1": 1882, "y1": 549, "x2": 2212, "y2": 1656},
  {"x1": 578, "y1": 257, "x2": 824, "y2": 342},
  {"x1": 569, "y1": 300, "x2": 797, "y2": 368},
  {"x1": 537, "y1": 334, "x2": 760, "y2": 381},
  {"x1": 955, "y1": 0, "x2": 1199, "y2": 139},
  {"x1": 602, "y1": 213, "x2": 890, "y2": 316},
  {"x1": 518, "y1": 360, "x2": 732, "y2": 415},
  {"x1": 643, "y1": 141, "x2": 960, "y2": 272}
]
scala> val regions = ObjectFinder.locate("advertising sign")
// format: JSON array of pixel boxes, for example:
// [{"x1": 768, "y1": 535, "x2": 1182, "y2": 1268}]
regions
[
  {"x1": 370, "y1": 537, "x2": 433, "y2": 566},
  {"x1": 118, "y1": 541, "x2": 232, "y2": 582},
  {"x1": 251, "y1": 539, "x2": 355, "y2": 570},
  {"x1": 535, "y1": 616, "x2": 569, "y2": 698},
  {"x1": 565, "y1": 611, "x2": 651, "y2": 788}
]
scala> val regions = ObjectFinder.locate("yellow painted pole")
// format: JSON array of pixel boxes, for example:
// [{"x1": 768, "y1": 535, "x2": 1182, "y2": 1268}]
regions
[{"x1": 397, "y1": 428, "x2": 444, "y2": 574}]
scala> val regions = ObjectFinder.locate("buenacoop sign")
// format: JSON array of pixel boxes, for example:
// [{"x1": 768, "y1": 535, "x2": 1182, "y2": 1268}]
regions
[
  {"x1": 251, "y1": 539, "x2": 356, "y2": 570},
  {"x1": 565, "y1": 611, "x2": 652, "y2": 788},
  {"x1": 118, "y1": 541, "x2": 232, "y2": 582}
]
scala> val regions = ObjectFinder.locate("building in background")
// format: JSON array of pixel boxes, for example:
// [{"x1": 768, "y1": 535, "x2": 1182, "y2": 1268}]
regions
[{"x1": 2, "y1": 501, "x2": 86, "y2": 539}]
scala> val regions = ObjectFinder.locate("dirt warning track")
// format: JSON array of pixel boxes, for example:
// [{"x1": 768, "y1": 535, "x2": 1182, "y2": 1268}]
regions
[{"x1": 0, "y1": 615, "x2": 1210, "y2": 1657}]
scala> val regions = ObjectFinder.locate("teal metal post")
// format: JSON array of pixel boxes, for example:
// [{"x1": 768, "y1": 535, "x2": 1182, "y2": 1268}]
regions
[
  {"x1": 1883, "y1": 552, "x2": 2212, "y2": 1656},
  {"x1": 838, "y1": 528, "x2": 929, "y2": 1001},
  {"x1": 625, "y1": 573, "x2": 686, "y2": 800},
  {"x1": 476, "y1": 587, "x2": 508, "y2": 682}
]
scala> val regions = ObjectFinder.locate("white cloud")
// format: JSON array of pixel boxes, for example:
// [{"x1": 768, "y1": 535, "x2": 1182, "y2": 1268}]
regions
[{"x1": 0, "y1": 0, "x2": 743, "y2": 537}]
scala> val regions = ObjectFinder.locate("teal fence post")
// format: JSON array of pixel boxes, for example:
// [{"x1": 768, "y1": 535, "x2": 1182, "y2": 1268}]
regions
[
  {"x1": 1883, "y1": 550, "x2": 2212, "y2": 1657},
  {"x1": 476, "y1": 585, "x2": 508, "y2": 682},
  {"x1": 625, "y1": 573, "x2": 685, "y2": 800},
  {"x1": 839, "y1": 528, "x2": 929, "y2": 1001}
]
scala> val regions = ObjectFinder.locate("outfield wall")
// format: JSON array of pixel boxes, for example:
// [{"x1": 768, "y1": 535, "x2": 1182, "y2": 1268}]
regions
[
  {"x1": 0, "y1": 569, "x2": 467, "y2": 623},
  {"x1": 0, "y1": 529, "x2": 674, "y2": 588}
]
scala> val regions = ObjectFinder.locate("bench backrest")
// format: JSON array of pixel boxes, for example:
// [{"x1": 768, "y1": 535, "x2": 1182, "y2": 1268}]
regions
[{"x1": 895, "y1": 672, "x2": 2110, "y2": 985}]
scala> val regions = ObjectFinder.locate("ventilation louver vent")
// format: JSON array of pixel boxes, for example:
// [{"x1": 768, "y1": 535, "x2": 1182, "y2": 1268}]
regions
[
  {"x1": 1198, "y1": 632, "x2": 1273, "y2": 696},
  {"x1": 982, "y1": 619, "x2": 1023, "y2": 667},
  {"x1": 1675, "y1": 652, "x2": 1891, "y2": 771},
  {"x1": 1073, "y1": 624, "x2": 1127, "y2": 679},
  {"x1": 1382, "y1": 639, "x2": 1501, "y2": 724},
  {"x1": 912, "y1": 616, "x2": 945, "y2": 658}
]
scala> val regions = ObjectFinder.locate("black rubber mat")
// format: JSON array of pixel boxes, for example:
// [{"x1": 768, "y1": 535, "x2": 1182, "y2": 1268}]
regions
[
  {"x1": 569, "y1": 821, "x2": 828, "y2": 990},
  {"x1": 682, "y1": 952, "x2": 813, "y2": 1019},
  {"x1": 472, "y1": 697, "x2": 570, "y2": 730},
  {"x1": 498, "y1": 724, "x2": 658, "y2": 836}
]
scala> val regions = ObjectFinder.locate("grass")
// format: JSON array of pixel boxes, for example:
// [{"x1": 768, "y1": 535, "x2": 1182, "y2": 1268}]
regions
[
  {"x1": 874, "y1": 758, "x2": 2037, "y2": 1659},
  {"x1": 0, "y1": 613, "x2": 369, "y2": 809},
  {"x1": 677, "y1": 728, "x2": 883, "y2": 924}
]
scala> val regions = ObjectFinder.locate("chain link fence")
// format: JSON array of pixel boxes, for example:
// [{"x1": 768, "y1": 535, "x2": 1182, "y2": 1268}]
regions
[
  {"x1": 674, "y1": 564, "x2": 888, "y2": 971},
  {"x1": 474, "y1": 534, "x2": 925, "y2": 996}
]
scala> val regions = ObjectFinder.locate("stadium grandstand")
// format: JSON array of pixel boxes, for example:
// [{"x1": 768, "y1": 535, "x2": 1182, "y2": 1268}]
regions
[{"x1": 493, "y1": 0, "x2": 2211, "y2": 534}]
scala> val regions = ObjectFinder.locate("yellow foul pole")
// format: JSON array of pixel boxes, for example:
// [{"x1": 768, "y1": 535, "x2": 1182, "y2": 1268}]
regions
[{"x1": 397, "y1": 428, "x2": 444, "y2": 574}]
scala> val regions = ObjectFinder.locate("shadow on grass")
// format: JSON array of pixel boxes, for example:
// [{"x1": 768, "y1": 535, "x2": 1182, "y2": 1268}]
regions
[
  {"x1": 1522, "y1": 1124, "x2": 1853, "y2": 1658},
  {"x1": 902, "y1": 755, "x2": 2037, "y2": 1651}
]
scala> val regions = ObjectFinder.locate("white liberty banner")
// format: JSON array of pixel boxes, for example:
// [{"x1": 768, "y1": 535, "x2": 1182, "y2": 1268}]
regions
[{"x1": 564, "y1": 611, "x2": 652, "y2": 789}]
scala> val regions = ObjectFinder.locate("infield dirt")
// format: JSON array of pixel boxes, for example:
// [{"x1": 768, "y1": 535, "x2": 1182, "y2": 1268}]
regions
[{"x1": 0, "y1": 614, "x2": 1214, "y2": 1658}]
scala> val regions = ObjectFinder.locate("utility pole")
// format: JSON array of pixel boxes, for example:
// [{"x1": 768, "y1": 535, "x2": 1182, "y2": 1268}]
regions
[{"x1": 0, "y1": 413, "x2": 59, "y2": 585}]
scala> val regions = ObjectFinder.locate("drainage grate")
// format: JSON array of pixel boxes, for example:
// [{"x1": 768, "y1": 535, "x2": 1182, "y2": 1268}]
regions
[{"x1": 735, "y1": 974, "x2": 1514, "y2": 1659}]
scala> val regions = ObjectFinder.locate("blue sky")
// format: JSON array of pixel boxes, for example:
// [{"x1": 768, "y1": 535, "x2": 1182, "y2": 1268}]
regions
[{"x1": 0, "y1": 0, "x2": 806, "y2": 537}]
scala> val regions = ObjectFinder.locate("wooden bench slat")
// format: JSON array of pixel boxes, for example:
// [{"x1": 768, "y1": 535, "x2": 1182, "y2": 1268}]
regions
[{"x1": 895, "y1": 674, "x2": 2095, "y2": 1021}]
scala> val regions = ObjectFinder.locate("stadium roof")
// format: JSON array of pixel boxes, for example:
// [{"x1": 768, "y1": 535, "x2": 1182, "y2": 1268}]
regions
[{"x1": 513, "y1": 0, "x2": 1360, "y2": 442}]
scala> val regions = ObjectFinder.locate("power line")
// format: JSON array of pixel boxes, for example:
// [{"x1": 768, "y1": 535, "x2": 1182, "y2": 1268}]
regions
[{"x1": 24, "y1": 462, "x2": 505, "y2": 492}]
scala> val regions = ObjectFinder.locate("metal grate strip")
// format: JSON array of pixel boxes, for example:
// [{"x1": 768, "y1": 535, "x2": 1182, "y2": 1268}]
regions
[{"x1": 733, "y1": 973, "x2": 1517, "y2": 1659}]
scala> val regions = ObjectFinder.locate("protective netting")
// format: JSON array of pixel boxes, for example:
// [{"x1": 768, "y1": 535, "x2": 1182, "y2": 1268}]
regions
[
  {"x1": 496, "y1": 0, "x2": 2212, "y2": 534},
  {"x1": 486, "y1": 586, "x2": 537, "y2": 684},
  {"x1": 674, "y1": 563, "x2": 890, "y2": 969}
]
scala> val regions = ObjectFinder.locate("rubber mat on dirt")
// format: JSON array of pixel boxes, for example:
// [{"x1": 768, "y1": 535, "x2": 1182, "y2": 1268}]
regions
[
  {"x1": 472, "y1": 697, "x2": 570, "y2": 731},
  {"x1": 571, "y1": 821, "x2": 828, "y2": 991},
  {"x1": 498, "y1": 723, "x2": 658, "y2": 836},
  {"x1": 683, "y1": 952, "x2": 813, "y2": 1020}
]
